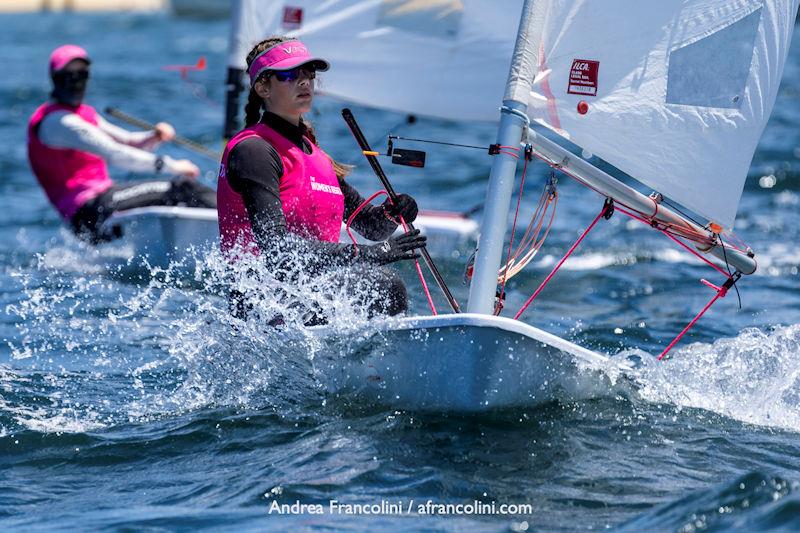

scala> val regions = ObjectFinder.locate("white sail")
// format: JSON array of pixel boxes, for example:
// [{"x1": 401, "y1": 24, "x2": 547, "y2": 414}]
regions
[
  {"x1": 227, "y1": 0, "x2": 521, "y2": 121},
  {"x1": 230, "y1": 0, "x2": 798, "y2": 227},
  {"x1": 526, "y1": 0, "x2": 799, "y2": 227}
]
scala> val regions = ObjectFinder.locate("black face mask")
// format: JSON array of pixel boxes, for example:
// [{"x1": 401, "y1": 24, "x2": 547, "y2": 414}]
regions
[{"x1": 51, "y1": 69, "x2": 90, "y2": 106}]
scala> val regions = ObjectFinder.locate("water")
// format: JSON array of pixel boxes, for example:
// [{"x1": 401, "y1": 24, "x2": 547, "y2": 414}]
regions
[{"x1": 2, "y1": 11, "x2": 800, "y2": 531}]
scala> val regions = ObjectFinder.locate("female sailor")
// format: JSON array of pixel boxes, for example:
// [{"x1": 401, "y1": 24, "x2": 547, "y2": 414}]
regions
[
  {"x1": 27, "y1": 44, "x2": 217, "y2": 243},
  {"x1": 218, "y1": 37, "x2": 427, "y2": 324}
]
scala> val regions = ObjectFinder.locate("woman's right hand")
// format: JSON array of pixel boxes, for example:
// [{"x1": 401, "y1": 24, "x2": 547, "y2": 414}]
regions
[{"x1": 360, "y1": 229, "x2": 427, "y2": 265}]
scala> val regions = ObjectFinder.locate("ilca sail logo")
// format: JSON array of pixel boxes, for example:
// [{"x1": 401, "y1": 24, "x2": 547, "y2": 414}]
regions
[{"x1": 567, "y1": 59, "x2": 600, "y2": 96}]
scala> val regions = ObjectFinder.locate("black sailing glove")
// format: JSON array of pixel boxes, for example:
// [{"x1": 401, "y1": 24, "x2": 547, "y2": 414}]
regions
[
  {"x1": 382, "y1": 193, "x2": 419, "y2": 224},
  {"x1": 360, "y1": 228, "x2": 427, "y2": 265}
]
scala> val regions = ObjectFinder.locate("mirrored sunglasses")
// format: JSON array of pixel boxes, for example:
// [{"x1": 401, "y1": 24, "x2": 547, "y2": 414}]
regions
[{"x1": 271, "y1": 66, "x2": 317, "y2": 82}]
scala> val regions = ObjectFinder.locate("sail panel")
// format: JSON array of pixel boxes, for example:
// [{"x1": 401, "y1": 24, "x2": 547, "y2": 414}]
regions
[
  {"x1": 228, "y1": 0, "x2": 523, "y2": 122},
  {"x1": 229, "y1": 0, "x2": 798, "y2": 226},
  {"x1": 526, "y1": 0, "x2": 799, "y2": 227}
]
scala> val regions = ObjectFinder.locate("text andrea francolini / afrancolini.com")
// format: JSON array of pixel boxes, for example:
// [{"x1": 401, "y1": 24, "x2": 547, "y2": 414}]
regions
[{"x1": 268, "y1": 499, "x2": 534, "y2": 515}]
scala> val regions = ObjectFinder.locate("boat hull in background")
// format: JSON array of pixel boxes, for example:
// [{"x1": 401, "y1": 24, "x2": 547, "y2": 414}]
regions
[
  {"x1": 314, "y1": 313, "x2": 629, "y2": 412},
  {"x1": 100, "y1": 206, "x2": 478, "y2": 269}
]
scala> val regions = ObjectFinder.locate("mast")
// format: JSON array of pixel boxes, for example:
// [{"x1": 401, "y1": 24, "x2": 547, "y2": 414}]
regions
[
  {"x1": 223, "y1": 0, "x2": 249, "y2": 140},
  {"x1": 467, "y1": 0, "x2": 543, "y2": 314}
]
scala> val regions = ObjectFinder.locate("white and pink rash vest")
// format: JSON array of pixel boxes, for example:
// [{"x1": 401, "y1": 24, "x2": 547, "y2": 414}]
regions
[
  {"x1": 28, "y1": 103, "x2": 113, "y2": 219},
  {"x1": 217, "y1": 123, "x2": 344, "y2": 256}
]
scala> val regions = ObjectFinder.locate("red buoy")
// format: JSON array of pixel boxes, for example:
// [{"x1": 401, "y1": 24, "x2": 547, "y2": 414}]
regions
[{"x1": 577, "y1": 101, "x2": 589, "y2": 115}]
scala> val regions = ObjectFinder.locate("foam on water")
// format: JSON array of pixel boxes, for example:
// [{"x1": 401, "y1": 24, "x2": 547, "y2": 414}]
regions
[
  {"x1": 629, "y1": 324, "x2": 800, "y2": 432},
  {"x1": 2, "y1": 243, "x2": 390, "y2": 434}
]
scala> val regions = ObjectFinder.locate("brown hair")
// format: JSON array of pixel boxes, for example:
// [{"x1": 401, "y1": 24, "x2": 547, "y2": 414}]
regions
[{"x1": 244, "y1": 37, "x2": 353, "y2": 180}]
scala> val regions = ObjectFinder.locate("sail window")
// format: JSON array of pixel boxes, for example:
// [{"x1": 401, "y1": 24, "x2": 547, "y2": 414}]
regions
[{"x1": 666, "y1": 9, "x2": 762, "y2": 109}]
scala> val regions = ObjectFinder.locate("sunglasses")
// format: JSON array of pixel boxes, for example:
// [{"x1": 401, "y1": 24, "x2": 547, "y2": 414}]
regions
[
  {"x1": 54, "y1": 70, "x2": 90, "y2": 83},
  {"x1": 269, "y1": 66, "x2": 317, "y2": 83}
]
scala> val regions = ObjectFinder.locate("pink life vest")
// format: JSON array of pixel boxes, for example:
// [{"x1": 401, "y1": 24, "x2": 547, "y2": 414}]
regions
[
  {"x1": 27, "y1": 103, "x2": 113, "y2": 219},
  {"x1": 217, "y1": 123, "x2": 345, "y2": 256}
]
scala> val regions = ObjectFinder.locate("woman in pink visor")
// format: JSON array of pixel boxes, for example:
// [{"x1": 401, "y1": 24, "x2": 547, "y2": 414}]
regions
[
  {"x1": 27, "y1": 44, "x2": 216, "y2": 243},
  {"x1": 218, "y1": 36, "x2": 426, "y2": 324}
]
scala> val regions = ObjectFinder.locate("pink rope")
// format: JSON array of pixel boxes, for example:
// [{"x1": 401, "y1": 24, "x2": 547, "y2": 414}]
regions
[
  {"x1": 345, "y1": 190, "x2": 387, "y2": 255},
  {"x1": 345, "y1": 190, "x2": 437, "y2": 315},
  {"x1": 657, "y1": 279, "x2": 730, "y2": 360},
  {"x1": 614, "y1": 205, "x2": 729, "y2": 277},
  {"x1": 509, "y1": 145, "x2": 747, "y2": 359},
  {"x1": 398, "y1": 215, "x2": 437, "y2": 315},
  {"x1": 514, "y1": 204, "x2": 609, "y2": 320},
  {"x1": 498, "y1": 156, "x2": 531, "y2": 314}
]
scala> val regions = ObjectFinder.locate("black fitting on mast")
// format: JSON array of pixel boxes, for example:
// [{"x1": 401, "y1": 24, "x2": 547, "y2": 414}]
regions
[{"x1": 602, "y1": 197, "x2": 615, "y2": 220}]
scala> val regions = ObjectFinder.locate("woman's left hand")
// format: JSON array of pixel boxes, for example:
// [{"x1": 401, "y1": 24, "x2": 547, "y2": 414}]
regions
[
  {"x1": 153, "y1": 122, "x2": 176, "y2": 142},
  {"x1": 382, "y1": 193, "x2": 418, "y2": 224}
]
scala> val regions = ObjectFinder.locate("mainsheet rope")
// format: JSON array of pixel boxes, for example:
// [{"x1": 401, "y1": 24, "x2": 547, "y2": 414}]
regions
[{"x1": 345, "y1": 190, "x2": 437, "y2": 315}]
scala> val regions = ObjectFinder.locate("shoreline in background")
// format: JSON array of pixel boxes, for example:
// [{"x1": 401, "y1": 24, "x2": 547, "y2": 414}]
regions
[{"x1": 0, "y1": 0, "x2": 165, "y2": 12}]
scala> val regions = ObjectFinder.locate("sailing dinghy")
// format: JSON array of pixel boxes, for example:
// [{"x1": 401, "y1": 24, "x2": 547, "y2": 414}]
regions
[{"x1": 227, "y1": 0, "x2": 796, "y2": 411}]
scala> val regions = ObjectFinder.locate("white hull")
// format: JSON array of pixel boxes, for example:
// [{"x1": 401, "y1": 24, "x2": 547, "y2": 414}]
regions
[
  {"x1": 313, "y1": 313, "x2": 629, "y2": 412},
  {"x1": 102, "y1": 206, "x2": 477, "y2": 269}
]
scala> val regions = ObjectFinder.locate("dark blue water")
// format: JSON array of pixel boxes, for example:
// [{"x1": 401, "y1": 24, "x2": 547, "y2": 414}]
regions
[{"x1": 2, "y1": 12, "x2": 800, "y2": 531}]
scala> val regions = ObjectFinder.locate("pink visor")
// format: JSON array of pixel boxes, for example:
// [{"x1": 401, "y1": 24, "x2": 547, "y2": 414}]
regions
[
  {"x1": 247, "y1": 40, "x2": 329, "y2": 86},
  {"x1": 49, "y1": 44, "x2": 91, "y2": 73}
]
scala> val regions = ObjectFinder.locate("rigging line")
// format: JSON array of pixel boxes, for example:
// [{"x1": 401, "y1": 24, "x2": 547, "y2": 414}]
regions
[
  {"x1": 657, "y1": 278, "x2": 733, "y2": 361},
  {"x1": 505, "y1": 190, "x2": 557, "y2": 279},
  {"x1": 660, "y1": 197, "x2": 707, "y2": 230},
  {"x1": 497, "y1": 151, "x2": 531, "y2": 314},
  {"x1": 717, "y1": 234, "x2": 743, "y2": 309},
  {"x1": 613, "y1": 200, "x2": 712, "y2": 246},
  {"x1": 525, "y1": 146, "x2": 715, "y2": 245},
  {"x1": 343, "y1": 117, "x2": 418, "y2": 166},
  {"x1": 615, "y1": 205, "x2": 729, "y2": 276},
  {"x1": 342, "y1": 107, "x2": 461, "y2": 313},
  {"x1": 387, "y1": 135, "x2": 488, "y2": 151},
  {"x1": 515, "y1": 202, "x2": 609, "y2": 320},
  {"x1": 507, "y1": 175, "x2": 555, "y2": 272},
  {"x1": 399, "y1": 214, "x2": 438, "y2": 316},
  {"x1": 345, "y1": 190, "x2": 437, "y2": 315}
]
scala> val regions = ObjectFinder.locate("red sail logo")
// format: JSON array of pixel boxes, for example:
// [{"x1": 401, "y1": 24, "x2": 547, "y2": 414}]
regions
[
  {"x1": 567, "y1": 59, "x2": 600, "y2": 96},
  {"x1": 282, "y1": 7, "x2": 304, "y2": 29}
]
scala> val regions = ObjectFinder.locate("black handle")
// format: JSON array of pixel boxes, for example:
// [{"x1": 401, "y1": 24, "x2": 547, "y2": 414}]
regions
[{"x1": 342, "y1": 108, "x2": 461, "y2": 313}]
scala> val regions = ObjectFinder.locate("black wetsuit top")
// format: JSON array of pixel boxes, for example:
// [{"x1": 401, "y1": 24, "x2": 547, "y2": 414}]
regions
[{"x1": 225, "y1": 112, "x2": 396, "y2": 277}]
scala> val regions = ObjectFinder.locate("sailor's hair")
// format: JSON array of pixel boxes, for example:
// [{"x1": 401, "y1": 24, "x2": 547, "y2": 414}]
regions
[{"x1": 243, "y1": 36, "x2": 288, "y2": 127}]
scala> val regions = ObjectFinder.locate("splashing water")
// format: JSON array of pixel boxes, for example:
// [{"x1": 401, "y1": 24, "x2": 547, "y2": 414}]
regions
[
  {"x1": 630, "y1": 324, "x2": 800, "y2": 431},
  {"x1": 3, "y1": 239, "x2": 391, "y2": 434}
]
